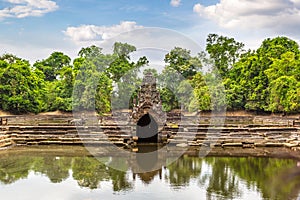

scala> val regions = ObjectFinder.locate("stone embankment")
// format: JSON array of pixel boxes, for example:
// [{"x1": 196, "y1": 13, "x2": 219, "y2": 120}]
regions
[
  {"x1": 0, "y1": 124, "x2": 133, "y2": 148},
  {"x1": 165, "y1": 124, "x2": 300, "y2": 150},
  {"x1": 166, "y1": 115, "x2": 300, "y2": 151},
  {"x1": 0, "y1": 114, "x2": 299, "y2": 151}
]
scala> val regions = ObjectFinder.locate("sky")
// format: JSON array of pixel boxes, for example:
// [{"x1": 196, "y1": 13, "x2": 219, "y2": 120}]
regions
[{"x1": 1, "y1": 0, "x2": 300, "y2": 63}]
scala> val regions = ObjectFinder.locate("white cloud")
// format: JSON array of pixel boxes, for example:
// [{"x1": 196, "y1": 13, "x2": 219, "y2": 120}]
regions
[
  {"x1": 63, "y1": 21, "x2": 144, "y2": 45},
  {"x1": 0, "y1": 0, "x2": 58, "y2": 19},
  {"x1": 193, "y1": 0, "x2": 300, "y2": 31},
  {"x1": 170, "y1": 0, "x2": 181, "y2": 7}
]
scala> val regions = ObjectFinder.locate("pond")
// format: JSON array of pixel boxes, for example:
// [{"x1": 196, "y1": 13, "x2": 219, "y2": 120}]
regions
[{"x1": 0, "y1": 146, "x2": 299, "y2": 200}]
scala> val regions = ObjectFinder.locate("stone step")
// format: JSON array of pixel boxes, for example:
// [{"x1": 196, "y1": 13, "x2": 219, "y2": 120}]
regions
[
  {"x1": 222, "y1": 143, "x2": 243, "y2": 147},
  {"x1": 0, "y1": 138, "x2": 13, "y2": 143},
  {"x1": 6, "y1": 130, "x2": 69, "y2": 134},
  {"x1": 38, "y1": 123, "x2": 71, "y2": 126},
  {"x1": 255, "y1": 142, "x2": 284, "y2": 147},
  {"x1": 251, "y1": 127, "x2": 297, "y2": 132},
  {"x1": 167, "y1": 139, "x2": 188, "y2": 144},
  {"x1": 26, "y1": 140, "x2": 124, "y2": 146},
  {"x1": 0, "y1": 142, "x2": 13, "y2": 148},
  {"x1": 104, "y1": 131, "x2": 131, "y2": 136},
  {"x1": 284, "y1": 143, "x2": 299, "y2": 148},
  {"x1": 8, "y1": 126, "x2": 76, "y2": 130},
  {"x1": 0, "y1": 134, "x2": 10, "y2": 140}
]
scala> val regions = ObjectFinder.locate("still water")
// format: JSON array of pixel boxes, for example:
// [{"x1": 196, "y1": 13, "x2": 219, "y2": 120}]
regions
[{"x1": 0, "y1": 146, "x2": 299, "y2": 200}]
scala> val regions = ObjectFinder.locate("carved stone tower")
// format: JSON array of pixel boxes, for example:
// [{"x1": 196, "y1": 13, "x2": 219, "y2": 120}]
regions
[{"x1": 131, "y1": 72, "x2": 166, "y2": 143}]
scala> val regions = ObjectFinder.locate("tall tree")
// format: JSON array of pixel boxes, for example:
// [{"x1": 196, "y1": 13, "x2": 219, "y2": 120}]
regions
[
  {"x1": 108, "y1": 42, "x2": 148, "y2": 110},
  {"x1": 34, "y1": 52, "x2": 71, "y2": 81},
  {"x1": 108, "y1": 42, "x2": 148, "y2": 82},
  {"x1": 73, "y1": 43, "x2": 146, "y2": 113},
  {"x1": 164, "y1": 47, "x2": 201, "y2": 79},
  {"x1": 206, "y1": 34, "x2": 245, "y2": 78},
  {"x1": 0, "y1": 56, "x2": 40, "y2": 113},
  {"x1": 160, "y1": 47, "x2": 202, "y2": 111},
  {"x1": 226, "y1": 36, "x2": 300, "y2": 112},
  {"x1": 265, "y1": 52, "x2": 300, "y2": 112}
]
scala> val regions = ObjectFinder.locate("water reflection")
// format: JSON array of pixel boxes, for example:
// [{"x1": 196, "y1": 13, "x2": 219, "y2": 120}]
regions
[{"x1": 0, "y1": 147, "x2": 299, "y2": 200}]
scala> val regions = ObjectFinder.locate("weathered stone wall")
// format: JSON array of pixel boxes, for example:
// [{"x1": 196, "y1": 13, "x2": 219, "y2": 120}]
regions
[
  {"x1": 0, "y1": 114, "x2": 299, "y2": 152},
  {"x1": 0, "y1": 134, "x2": 13, "y2": 148},
  {"x1": 165, "y1": 124, "x2": 300, "y2": 149}
]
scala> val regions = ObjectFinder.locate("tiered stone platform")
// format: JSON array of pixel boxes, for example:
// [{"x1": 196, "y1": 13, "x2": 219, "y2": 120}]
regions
[{"x1": 0, "y1": 113, "x2": 299, "y2": 152}]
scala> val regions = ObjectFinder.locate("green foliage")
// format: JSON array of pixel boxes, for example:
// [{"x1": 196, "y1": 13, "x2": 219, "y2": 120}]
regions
[
  {"x1": 74, "y1": 42, "x2": 147, "y2": 113},
  {"x1": 177, "y1": 80, "x2": 193, "y2": 111},
  {"x1": 224, "y1": 36, "x2": 300, "y2": 113},
  {"x1": 78, "y1": 45, "x2": 103, "y2": 58},
  {"x1": 0, "y1": 54, "x2": 20, "y2": 64},
  {"x1": 143, "y1": 68, "x2": 158, "y2": 77},
  {"x1": 95, "y1": 72, "x2": 113, "y2": 113},
  {"x1": 223, "y1": 78, "x2": 245, "y2": 110},
  {"x1": 0, "y1": 35, "x2": 299, "y2": 114},
  {"x1": 159, "y1": 47, "x2": 202, "y2": 111},
  {"x1": 188, "y1": 72, "x2": 226, "y2": 111},
  {"x1": 164, "y1": 47, "x2": 202, "y2": 79},
  {"x1": 268, "y1": 76, "x2": 300, "y2": 112},
  {"x1": 0, "y1": 57, "x2": 40, "y2": 113},
  {"x1": 189, "y1": 72, "x2": 211, "y2": 111},
  {"x1": 206, "y1": 33, "x2": 245, "y2": 77},
  {"x1": 113, "y1": 42, "x2": 136, "y2": 59},
  {"x1": 109, "y1": 43, "x2": 147, "y2": 110},
  {"x1": 159, "y1": 87, "x2": 179, "y2": 112},
  {"x1": 108, "y1": 42, "x2": 147, "y2": 82},
  {"x1": 158, "y1": 67, "x2": 181, "y2": 111},
  {"x1": 34, "y1": 52, "x2": 71, "y2": 81},
  {"x1": 73, "y1": 59, "x2": 106, "y2": 112},
  {"x1": 264, "y1": 52, "x2": 300, "y2": 112}
]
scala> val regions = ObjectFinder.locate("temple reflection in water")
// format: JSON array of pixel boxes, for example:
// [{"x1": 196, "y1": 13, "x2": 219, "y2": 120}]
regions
[{"x1": 0, "y1": 146, "x2": 299, "y2": 200}]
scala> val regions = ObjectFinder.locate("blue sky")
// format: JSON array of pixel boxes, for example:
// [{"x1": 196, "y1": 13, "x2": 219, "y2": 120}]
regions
[{"x1": 1, "y1": 0, "x2": 300, "y2": 63}]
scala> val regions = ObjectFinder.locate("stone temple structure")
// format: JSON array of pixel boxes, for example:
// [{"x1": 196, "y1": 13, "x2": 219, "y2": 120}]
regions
[{"x1": 131, "y1": 72, "x2": 166, "y2": 143}]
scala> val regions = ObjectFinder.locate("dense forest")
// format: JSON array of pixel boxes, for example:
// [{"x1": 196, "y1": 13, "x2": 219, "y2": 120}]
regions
[{"x1": 0, "y1": 34, "x2": 299, "y2": 114}]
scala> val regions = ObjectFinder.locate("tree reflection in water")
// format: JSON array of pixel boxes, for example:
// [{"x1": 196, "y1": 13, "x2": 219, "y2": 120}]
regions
[
  {"x1": 201, "y1": 157, "x2": 241, "y2": 199},
  {"x1": 0, "y1": 148, "x2": 299, "y2": 199},
  {"x1": 165, "y1": 155, "x2": 202, "y2": 188}
]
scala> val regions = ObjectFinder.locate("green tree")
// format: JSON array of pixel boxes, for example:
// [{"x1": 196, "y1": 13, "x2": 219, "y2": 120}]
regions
[
  {"x1": 225, "y1": 36, "x2": 300, "y2": 112},
  {"x1": 158, "y1": 67, "x2": 181, "y2": 111},
  {"x1": 74, "y1": 43, "x2": 148, "y2": 112},
  {"x1": 223, "y1": 52, "x2": 251, "y2": 110},
  {"x1": 34, "y1": 52, "x2": 71, "y2": 82},
  {"x1": 108, "y1": 42, "x2": 147, "y2": 82},
  {"x1": 73, "y1": 59, "x2": 105, "y2": 111},
  {"x1": 33, "y1": 52, "x2": 74, "y2": 112},
  {"x1": 268, "y1": 76, "x2": 299, "y2": 113},
  {"x1": 206, "y1": 34, "x2": 245, "y2": 78},
  {"x1": 159, "y1": 47, "x2": 202, "y2": 111},
  {"x1": 113, "y1": 42, "x2": 136, "y2": 59},
  {"x1": 265, "y1": 52, "x2": 300, "y2": 112},
  {"x1": 177, "y1": 80, "x2": 193, "y2": 111},
  {"x1": 109, "y1": 42, "x2": 148, "y2": 110},
  {"x1": 95, "y1": 72, "x2": 113, "y2": 113},
  {"x1": 189, "y1": 72, "x2": 226, "y2": 111},
  {"x1": 0, "y1": 56, "x2": 40, "y2": 113},
  {"x1": 164, "y1": 47, "x2": 201, "y2": 79},
  {"x1": 247, "y1": 37, "x2": 299, "y2": 111}
]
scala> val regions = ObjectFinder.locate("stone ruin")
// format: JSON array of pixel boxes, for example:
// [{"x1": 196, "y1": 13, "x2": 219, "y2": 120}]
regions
[{"x1": 130, "y1": 72, "x2": 166, "y2": 143}]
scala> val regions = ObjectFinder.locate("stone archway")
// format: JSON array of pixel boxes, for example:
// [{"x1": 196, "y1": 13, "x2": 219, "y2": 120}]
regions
[
  {"x1": 136, "y1": 114, "x2": 158, "y2": 143},
  {"x1": 131, "y1": 72, "x2": 167, "y2": 143}
]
